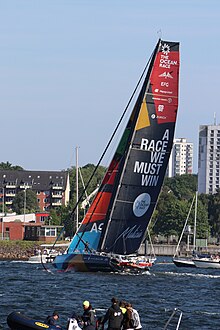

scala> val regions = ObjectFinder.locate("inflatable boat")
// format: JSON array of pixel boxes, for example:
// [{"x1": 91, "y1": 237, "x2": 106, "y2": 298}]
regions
[{"x1": 7, "y1": 311, "x2": 61, "y2": 330}]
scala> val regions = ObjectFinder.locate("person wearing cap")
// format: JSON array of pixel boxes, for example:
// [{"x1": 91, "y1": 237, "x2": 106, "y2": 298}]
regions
[
  {"x1": 81, "y1": 300, "x2": 96, "y2": 330},
  {"x1": 45, "y1": 311, "x2": 61, "y2": 328},
  {"x1": 101, "y1": 297, "x2": 123, "y2": 330}
]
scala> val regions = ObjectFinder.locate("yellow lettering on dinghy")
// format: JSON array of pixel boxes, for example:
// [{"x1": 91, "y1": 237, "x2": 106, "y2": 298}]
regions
[{"x1": 35, "y1": 322, "x2": 49, "y2": 328}]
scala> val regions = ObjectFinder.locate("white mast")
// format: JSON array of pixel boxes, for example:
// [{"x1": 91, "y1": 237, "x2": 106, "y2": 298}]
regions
[{"x1": 193, "y1": 191, "x2": 198, "y2": 250}]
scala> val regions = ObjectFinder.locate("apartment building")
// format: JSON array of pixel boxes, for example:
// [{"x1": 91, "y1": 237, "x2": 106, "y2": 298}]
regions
[
  {"x1": 0, "y1": 170, "x2": 70, "y2": 211},
  {"x1": 198, "y1": 124, "x2": 220, "y2": 194},
  {"x1": 167, "y1": 138, "x2": 193, "y2": 177}
]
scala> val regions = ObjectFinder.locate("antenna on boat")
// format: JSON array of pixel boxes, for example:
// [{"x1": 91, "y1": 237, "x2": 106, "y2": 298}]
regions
[{"x1": 157, "y1": 29, "x2": 162, "y2": 39}]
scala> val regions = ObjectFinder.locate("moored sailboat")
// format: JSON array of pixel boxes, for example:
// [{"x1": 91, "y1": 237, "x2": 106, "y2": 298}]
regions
[
  {"x1": 173, "y1": 193, "x2": 197, "y2": 268},
  {"x1": 53, "y1": 39, "x2": 180, "y2": 272}
]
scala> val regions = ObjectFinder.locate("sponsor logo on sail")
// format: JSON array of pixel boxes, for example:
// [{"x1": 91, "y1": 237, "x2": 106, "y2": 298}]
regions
[
  {"x1": 161, "y1": 43, "x2": 170, "y2": 56},
  {"x1": 133, "y1": 193, "x2": 151, "y2": 217},
  {"x1": 159, "y1": 71, "x2": 173, "y2": 79},
  {"x1": 158, "y1": 105, "x2": 164, "y2": 112}
]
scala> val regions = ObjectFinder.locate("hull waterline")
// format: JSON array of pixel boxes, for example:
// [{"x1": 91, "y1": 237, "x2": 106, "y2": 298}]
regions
[
  {"x1": 172, "y1": 257, "x2": 196, "y2": 268},
  {"x1": 53, "y1": 253, "x2": 152, "y2": 273},
  {"x1": 192, "y1": 258, "x2": 220, "y2": 269}
]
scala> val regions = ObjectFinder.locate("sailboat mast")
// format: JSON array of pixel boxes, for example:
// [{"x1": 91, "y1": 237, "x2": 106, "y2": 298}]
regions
[
  {"x1": 76, "y1": 146, "x2": 79, "y2": 231},
  {"x1": 99, "y1": 40, "x2": 161, "y2": 253},
  {"x1": 193, "y1": 191, "x2": 198, "y2": 250}
]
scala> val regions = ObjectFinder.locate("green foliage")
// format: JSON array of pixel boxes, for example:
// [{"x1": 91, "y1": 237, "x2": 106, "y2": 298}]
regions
[
  {"x1": 46, "y1": 209, "x2": 61, "y2": 226},
  {"x1": 0, "y1": 162, "x2": 23, "y2": 170},
  {"x1": 208, "y1": 190, "x2": 220, "y2": 240},
  {"x1": 163, "y1": 174, "x2": 197, "y2": 200},
  {"x1": 12, "y1": 189, "x2": 39, "y2": 214},
  {"x1": 152, "y1": 175, "x2": 211, "y2": 240},
  {"x1": 153, "y1": 191, "x2": 190, "y2": 237}
]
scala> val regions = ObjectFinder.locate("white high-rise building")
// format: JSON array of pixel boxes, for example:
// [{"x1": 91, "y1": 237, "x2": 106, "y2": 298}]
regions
[
  {"x1": 198, "y1": 124, "x2": 220, "y2": 194},
  {"x1": 167, "y1": 138, "x2": 193, "y2": 177}
]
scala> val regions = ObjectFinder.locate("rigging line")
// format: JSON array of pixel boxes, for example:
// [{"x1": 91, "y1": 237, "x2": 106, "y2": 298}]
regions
[
  {"x1": 51, "y1": 40, "x2": 158, "y2": 249},
  {"x1": 67, "y1": 42, "x2": 156, "y2": 219},
  {"x1": 74, "y1": 232, "x2": 93, "y2": 253},
  {"x1": 40, "y1": 251, "x2": 53, "y2": 274},
  {"x1": 173, "y1": 195, "x2": 195, "y2": 258},
  {"x1": 73, "y1": 178, "x2": 113, "y2": 251},
  {"x1": 78, "y1": 167, "x2": 89, "y2": 200},
  {"x1": 100, "y1": 39, "x2": 161, "y2": 252}
]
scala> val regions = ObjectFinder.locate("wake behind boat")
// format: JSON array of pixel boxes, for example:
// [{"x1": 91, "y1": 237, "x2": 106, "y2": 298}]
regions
[{"x1": 53, "y1": 39, "x2": 180, "y2": 273}]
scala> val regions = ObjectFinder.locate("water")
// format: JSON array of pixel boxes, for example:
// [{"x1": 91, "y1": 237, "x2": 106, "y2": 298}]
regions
[{"x1": 1, "y1": 257, "x2": 220, "y2": 329}]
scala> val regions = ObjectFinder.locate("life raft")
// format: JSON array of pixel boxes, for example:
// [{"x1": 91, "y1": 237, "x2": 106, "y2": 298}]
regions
[{"x1": 7, "y1": 311, "x2": 60, "y2": 330}]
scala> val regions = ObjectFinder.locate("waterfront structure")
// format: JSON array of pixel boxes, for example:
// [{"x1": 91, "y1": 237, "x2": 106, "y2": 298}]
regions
[
  {"x1": 0, "y1": 170, "x2": 70, "y2": 212},
  {"x1": 0, "y1": 212, "x2": 62, "y2": 241},
  {"x1": 167, "y1": 138, "x2": 193, "y2": 177},
  {"x1": 198, "y1": 124, "x2": 220, "y2": 194}
]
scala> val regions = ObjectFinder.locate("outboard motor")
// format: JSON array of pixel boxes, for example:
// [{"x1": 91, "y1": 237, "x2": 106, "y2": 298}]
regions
[{"x1": 67, "y1": 318, "x2": 81, "y2": 330}]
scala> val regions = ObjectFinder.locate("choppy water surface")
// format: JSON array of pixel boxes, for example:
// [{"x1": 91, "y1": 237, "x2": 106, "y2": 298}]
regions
[{"x1": 1, "y1": 257, "x2": 220, "y2": 329}]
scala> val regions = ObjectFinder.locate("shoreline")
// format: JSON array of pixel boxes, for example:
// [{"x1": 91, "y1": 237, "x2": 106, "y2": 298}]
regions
[{"x1": 0, "y1": 240, "x2": 66, "y2": 261}]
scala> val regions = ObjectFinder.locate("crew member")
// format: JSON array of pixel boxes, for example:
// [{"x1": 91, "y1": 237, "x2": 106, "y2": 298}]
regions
[
  {"x1": 102, "y1": 297, "x2": 123, "y2": 330},
  {"x1": 45, "y1": 311, "x2": 61, "y2": 328},
  {"x1": 81, "y1": 300, "x2": 96, "y2": 330}
]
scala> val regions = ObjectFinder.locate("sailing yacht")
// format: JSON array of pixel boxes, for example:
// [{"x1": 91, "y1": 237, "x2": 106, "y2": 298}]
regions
[
  {"x1": 53, "y1": 39, "x2": 180, "y2": 272},
  {"x1": 173, "y1": 192, "x2": 198, "y2": 268}
]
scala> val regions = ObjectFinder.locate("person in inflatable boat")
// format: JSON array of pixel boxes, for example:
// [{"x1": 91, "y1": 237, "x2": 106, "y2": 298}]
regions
[{"x1": 45, "y1": 311, "x2": 62, "y2": 328}]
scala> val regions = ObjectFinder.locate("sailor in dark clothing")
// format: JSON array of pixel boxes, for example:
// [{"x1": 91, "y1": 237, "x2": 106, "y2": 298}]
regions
[
  {"x1": 81, "y1": 300, "x2": 96, "y2": 330},
  {"x1": 102, "y1": 297, "x2": 123, "y2": 330},
  {"x1": 45, "y1": 311, "x2": 61, "y2": 328}
]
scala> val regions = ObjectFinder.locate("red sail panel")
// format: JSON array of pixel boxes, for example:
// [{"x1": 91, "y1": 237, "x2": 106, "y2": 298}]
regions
[{"x1": 150, "y1": 43, "x2": 179, "y2": 124}]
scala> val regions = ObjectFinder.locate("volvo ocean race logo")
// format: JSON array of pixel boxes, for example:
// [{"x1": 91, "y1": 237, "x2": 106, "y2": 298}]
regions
[
  {"x1": 133, "y1": 193, "x2": 151, "y2": 217},
  {"x1": 161, "y1": 43, "x2": 170, "y2": 55}
]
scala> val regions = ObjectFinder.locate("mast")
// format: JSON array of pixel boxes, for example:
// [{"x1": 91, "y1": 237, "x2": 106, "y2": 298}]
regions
[
  {"x1": 76, "y1": 146, "x2": 79, "y2": 231},
  {"x1": 193, "y1": 191, "x2": 198, "y2": 250},
  {"x1": 100, "y1": 40, "x2": 161, "y2": 253},
  {"x1": 100, "y1": 40, "x2": 180, "y2": 255}
]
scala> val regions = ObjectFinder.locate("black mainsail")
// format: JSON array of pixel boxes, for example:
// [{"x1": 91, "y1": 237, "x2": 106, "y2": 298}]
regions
[
  {"x1": 53, "y1": 39, "x2": 180, "y2": 272},
  {"x1": 99, "y1": 40, "x2": 180, "y2": 255}
]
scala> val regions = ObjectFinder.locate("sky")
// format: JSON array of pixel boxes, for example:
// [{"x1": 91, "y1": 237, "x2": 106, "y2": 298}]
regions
[{"x1": 0, "y1": 0, "x2": 220, "y2": 173}]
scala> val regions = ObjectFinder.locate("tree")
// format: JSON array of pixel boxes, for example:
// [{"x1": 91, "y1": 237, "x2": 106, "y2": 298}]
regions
[
  {"x1": 12, "y1": 189, "x2": 39, "y2": 214},
  {"x1": 152, "y1": 175, "x2": 210, "y2": 240},
  {"x1": 208, "y1": 190, "x2": 220, "y2": 240},
  {"x1": 47, "y1": 209, "x2": 61, "y2": 226},
  {"x1": 0, "y1": 161, "x2": 23, "y2": 170},
  {"x1": 153, "y1": 191, "x2": 190, "y2": 240},
  {"x1": 163, "y1": 174, "x2": 197, "y2": 200}
]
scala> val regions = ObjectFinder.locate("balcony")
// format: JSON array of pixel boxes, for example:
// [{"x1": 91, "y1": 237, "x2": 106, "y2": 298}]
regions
[
  {"x1": 52, "y1": 201, "x2": 62, "y2": 206},
  {"x1": 51, "y1": 185, "x2": 63, "y2": 190},
  {"x1": 5, "y1": 184, "x2": 16, "y2": 188},
  {"x1": 5, "y1": 201, "x2": 13, "y2": 205},
  {"x1": 52, "y1": 193, "x2": 63, "y2": 198},
  {"x1": 20, "y1": 184, "x2": 32, "y2": 189}
]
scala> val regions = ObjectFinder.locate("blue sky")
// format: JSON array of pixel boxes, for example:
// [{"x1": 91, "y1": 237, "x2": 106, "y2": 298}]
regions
[{"x1": 0, "y1": 1, "x2": 219, "y2": 173}]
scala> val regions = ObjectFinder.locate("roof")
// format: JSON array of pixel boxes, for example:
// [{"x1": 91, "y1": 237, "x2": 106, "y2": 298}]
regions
[{"x1": 0, "y1": 169, "x2": 69, "y2": 191}]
